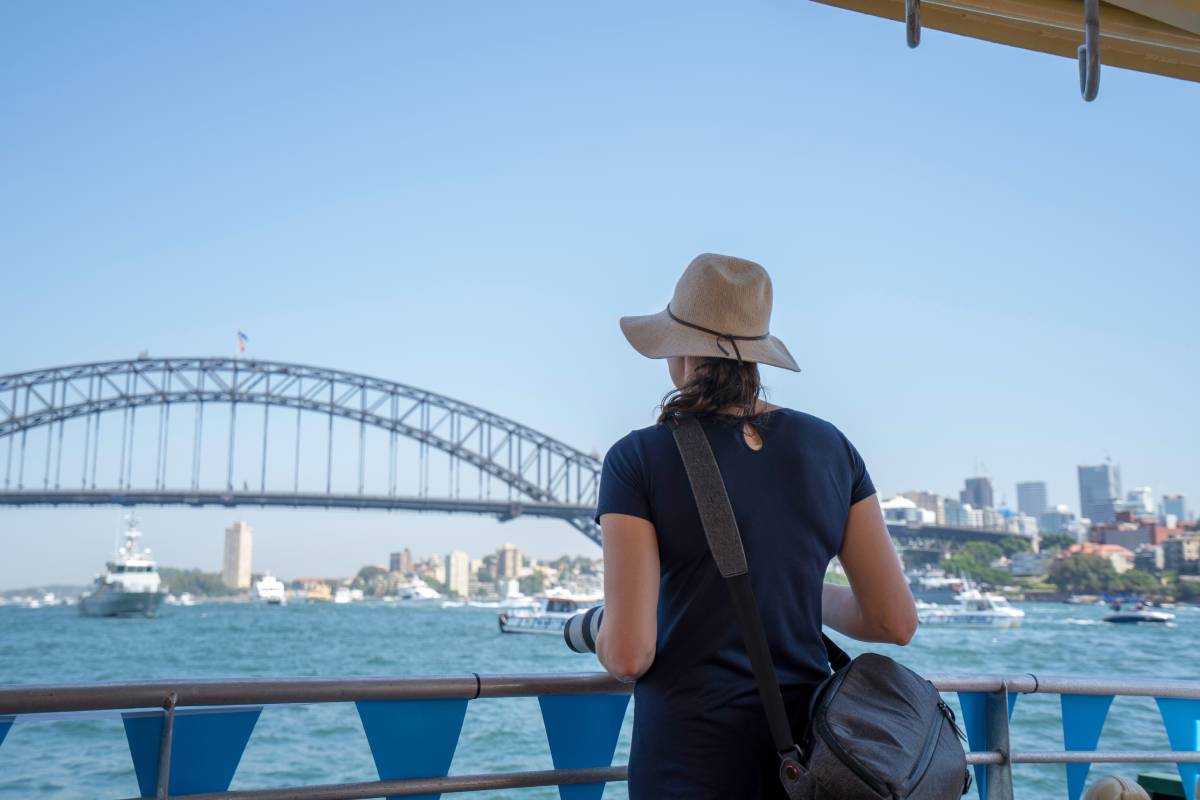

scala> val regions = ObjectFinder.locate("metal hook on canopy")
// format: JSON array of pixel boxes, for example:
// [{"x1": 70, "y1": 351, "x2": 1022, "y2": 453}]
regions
[
  {"x1": 1078, "y1": 0, "x2": 1100, "y2": 100},
  {"x1": 905, "y1": 0, "x2": 922, "y2": 48}
]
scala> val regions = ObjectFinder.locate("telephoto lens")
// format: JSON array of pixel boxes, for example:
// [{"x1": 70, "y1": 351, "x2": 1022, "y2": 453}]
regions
[{"x1": 563, "y1": 604, "x2": 604, "y2": 653}]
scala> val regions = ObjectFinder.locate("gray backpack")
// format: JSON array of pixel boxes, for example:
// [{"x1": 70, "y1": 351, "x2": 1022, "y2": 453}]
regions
[{"x1": 670, "y1": 415, "x2": 970, "y2": 799}]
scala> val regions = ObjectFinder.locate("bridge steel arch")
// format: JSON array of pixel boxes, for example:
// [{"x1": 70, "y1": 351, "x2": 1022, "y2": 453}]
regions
[{"x1": 0, "y1": 358, "x2": 601, "y2": 542}]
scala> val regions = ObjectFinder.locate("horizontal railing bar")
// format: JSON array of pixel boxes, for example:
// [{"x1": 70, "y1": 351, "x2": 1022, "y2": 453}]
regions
[
  {"x1": 5, "y1": 671, "x2": 1200, "y2": 716},
  {"x1": 1012, "y1": 751, "x2": 1200, "y2": 764},
  {"x1": 116, "y1": 765, "x2": 628, "y2": 800},
  {"x1": 925, "y1": 673, "x2": 1200, "y2": 698},
  {"x1": 475, "y1": 672, "x2": 632, "y2": 698},
  {"x1": 0, "y1": 673, "x2": 631, "y2": 715},
  {"x1": 967, "y1": 751, "x2": 1200, "y2": 765}
]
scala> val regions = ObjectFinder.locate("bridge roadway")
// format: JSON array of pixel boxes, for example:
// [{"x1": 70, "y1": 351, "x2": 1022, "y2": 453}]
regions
[
  {"x1": 1, "y1": 487, "x2": 1016, "y2": 550},
  {"x1": 0, "y1": 490, "x2": 592, "y2": 523}
]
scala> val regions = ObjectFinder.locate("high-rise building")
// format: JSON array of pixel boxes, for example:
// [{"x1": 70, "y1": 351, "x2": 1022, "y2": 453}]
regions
[
  {"x1": 445, "y1": 550, "x2": 471, "y2": 598},
  {"x1": 498, "y1": 543, "x2": 522, "y2": 580},
  {"x1": 1016, "y1": 482, "x2": 1048, "y2": 518},
  {"x1": 1078, "y1": 463, "x2": 1121, "y2": 524},
  {"x1": 389, "y1": 548, "x2": 413, "y2": 574},
  {"x1": 960, "y1": 477, "x2": 994, "y2": 510},
  {"x1": 1163, "y1": 494, "x2": 1187, "y2": 522},
  {"x1": 222, "y1": 521, "x2": 253, "y2": 590}
]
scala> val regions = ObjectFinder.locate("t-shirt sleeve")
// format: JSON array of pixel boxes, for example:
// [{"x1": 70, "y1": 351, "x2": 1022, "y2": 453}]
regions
[
  {"x1": 595, "y1": 432, "x2": 653, "y2": 524},
  {"x1": 843, "y1": 434, "x2": 876, "y2": 505}
]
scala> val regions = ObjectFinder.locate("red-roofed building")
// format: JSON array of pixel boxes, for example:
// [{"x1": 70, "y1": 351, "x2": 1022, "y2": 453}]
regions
[{"x1": 1066, "y1": 542, "x2": 1136, "y2": 574}]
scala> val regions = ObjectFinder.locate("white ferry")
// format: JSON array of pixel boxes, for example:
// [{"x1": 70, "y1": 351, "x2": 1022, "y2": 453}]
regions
[
  {"x1": 252, "y1": 573, "x2": 287, "y2": 605},
  {"x1": 918, "y1": 589, "x2": 1025, "y2": 628},
  {"x1": 497, "y1": 589, "x2": 601, "y2": 635},
  {"x1": 79, "y1": 516, "x2": 167, "y2": 618},
  {"x1": 398, "y1": 579, "x2": 442, "y2": 601}
]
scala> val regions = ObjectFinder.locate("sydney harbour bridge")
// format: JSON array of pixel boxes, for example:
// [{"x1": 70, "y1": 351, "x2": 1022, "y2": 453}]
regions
[
  {"x1": 0, "y1": 357, "x2": 1010, "y2": 550},
  {"x1": 0, "y1": 358, "x2": 604, "y2": 542}
]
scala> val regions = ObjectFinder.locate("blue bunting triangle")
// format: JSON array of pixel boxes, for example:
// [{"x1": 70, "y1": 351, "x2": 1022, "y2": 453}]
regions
[
  {"x1": 123, "y1": 706, "x2": 261, "y2": 797},
  {"x1": 1156, "y1": 698, "x2": 1200, "y2": 800},
  {"x1": 539, "y1": 693, "x2": 630, "y2": 800},
  {"x1": 1061, "y1": 694, "x2": 1114, "y2": 800},
  {"x1": 356, "y1": 698, "x2": 469, "y2": 800},
  {"x1": 0, "y1": 716, "x2": 12, "y2": 750},
  {"x1": 958, "y1": 691, "x2": 1018, "y2": 800}
]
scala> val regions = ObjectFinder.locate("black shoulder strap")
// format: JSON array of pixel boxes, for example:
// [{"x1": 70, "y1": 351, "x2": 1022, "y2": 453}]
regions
[{"x1": 670, "y1": 415, "x2": 851, "y2": 780}]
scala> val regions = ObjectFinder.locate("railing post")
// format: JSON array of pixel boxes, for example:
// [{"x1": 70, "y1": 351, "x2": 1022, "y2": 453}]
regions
[
  {"x1": 986, "y1": 682, "x2": 1014, "y2": 800},
  {"x1": 155, "y1": 692, "x2": 177, "y2": 800}
]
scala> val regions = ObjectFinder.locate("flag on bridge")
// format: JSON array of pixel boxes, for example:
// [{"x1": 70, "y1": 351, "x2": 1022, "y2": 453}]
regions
[{"x1": 237, "y1": 331, "x2": 248, "y2": 353}]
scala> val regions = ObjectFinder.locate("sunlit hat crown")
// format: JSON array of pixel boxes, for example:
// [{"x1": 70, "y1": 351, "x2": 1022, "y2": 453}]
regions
[{"x1": 619, "y1": 253, "x2": 799, "y2": 371}]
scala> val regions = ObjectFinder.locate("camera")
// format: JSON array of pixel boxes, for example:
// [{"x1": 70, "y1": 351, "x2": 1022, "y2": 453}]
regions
[{"x1": 563, "y1": 604, "x2": 604, "y2": 653}]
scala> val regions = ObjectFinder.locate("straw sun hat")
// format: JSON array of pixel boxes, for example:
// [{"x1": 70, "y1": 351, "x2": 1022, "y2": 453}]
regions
[{"x1": 619, "y1": 253, "x2": 800, "y2": 372}]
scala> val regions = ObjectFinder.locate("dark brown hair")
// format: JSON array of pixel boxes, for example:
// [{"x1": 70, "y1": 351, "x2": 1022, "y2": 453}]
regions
[{"x1": 657, "y1": 358, "x2": 764, "y2": 424}]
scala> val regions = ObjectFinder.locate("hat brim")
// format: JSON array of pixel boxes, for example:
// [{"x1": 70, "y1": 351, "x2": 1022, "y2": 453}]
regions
[{"x1": 619, "y1": 308, "x2": 801, "y2": 372}]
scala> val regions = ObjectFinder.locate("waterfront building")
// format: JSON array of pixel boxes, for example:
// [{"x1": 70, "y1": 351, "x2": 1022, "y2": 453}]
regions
[
  {"x1": 1092, "y1": 510, "x2": 1184, "y2": 551},
  {"x1": 222, "y1": 521, "x2": 253, "y2": 590},
  {"x1": 445, "y1": 550, "x2": 471, "y2": 598},
  {"x1": 498, "y1": 543, "x2": 522, "y2": 579},
  {"x1": 980, "y1": 506, "x2": 1001, "y2": 531},
  {"x1": 1016, "y1": 481, "x2": 1048, "y2": 518},
  {"x1": 960, "y1": 477, "x2": 994, "y2": 511},
  {"x1": 900, "y1": 491, "x2": 945, "y2": 525},
  {"x1": 1078, "y1": 463, "x2": 1121, "y2": 524},
  {"x1": 880, "y1": 495, "x2": 933, "y2": 524},
  {"x1": 1134, "y1": 544, "x2": 1164, "y2": 574},
  {"x1": 943, "y1": 497, "x2": 969, "y2": 527},
  {"x1": 965, "y1": 505, "x2": 983, "y2": 528},
  {"x1": 1038, "y1": 505, "x2": 1075, "y2": 534},
  {"x1": 1126, "y1": 486, "x2": 1155, "y2": 515},
  {"x1": 1162, "y1": 536, "x2": 1200, "y2": 575},
  {"x1": 389, "y1": 548, "x2": 413, "y2": 575},
  {"x1": 1003, "y1": 513, "x2": 1040, "y2": 536},
  {"x1": 1066, "y1": 542, "x2": 1134, "y2": 574},
  {"x1": 1162, "y1": 493, "x2": 1187, "y2": 522}
]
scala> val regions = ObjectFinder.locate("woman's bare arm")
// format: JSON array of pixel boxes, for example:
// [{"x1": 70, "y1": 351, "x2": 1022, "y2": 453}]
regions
[
  {"x1": 595, "y1": 512, "x2": 660, "y2": 682},
  {"x1": 823, "y1": 494, "x2": 918, "y2": 645}
]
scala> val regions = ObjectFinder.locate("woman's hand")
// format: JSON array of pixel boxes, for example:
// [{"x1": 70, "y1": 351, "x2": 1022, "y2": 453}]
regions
[
  {"x1": 824, "y1": 494, "x2": 918, "y2": 645},
  {"x1": 595, "y1": 512, "x2": 660, "y2": 682}
]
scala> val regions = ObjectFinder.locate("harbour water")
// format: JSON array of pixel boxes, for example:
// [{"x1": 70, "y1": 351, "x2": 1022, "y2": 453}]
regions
[{"x1": 1, "y1": 601, "x2": 1196, "y2": 799}]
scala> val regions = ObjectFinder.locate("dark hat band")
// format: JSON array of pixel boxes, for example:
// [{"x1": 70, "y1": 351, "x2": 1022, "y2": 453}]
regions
[{"x1": 666, "y1": 305, "x2": 769, "y2": 363}]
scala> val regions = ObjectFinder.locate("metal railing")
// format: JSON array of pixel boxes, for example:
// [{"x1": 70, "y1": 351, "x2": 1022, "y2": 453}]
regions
[{"x1": 2, "y1": 671, "x2": 1199, "y2": 799}]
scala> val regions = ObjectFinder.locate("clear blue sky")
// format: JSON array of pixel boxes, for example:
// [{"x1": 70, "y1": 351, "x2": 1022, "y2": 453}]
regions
[{"x1": 1, "y1": 2, "x2": 1197, "y2": 589}]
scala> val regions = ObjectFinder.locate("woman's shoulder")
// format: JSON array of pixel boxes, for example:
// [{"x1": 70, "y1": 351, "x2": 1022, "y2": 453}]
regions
[{"x1": 767, "y1": 407, "x2": 845, "y2": 438}]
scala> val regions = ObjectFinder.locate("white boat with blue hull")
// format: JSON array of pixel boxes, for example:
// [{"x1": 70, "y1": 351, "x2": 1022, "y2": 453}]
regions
[
  {"x1": 497, "y1": 591, "x2": 601, "y2": 635},
  {"x1": 79, "y1": 516, "x2": 167, "y2": 618},
  {"x1": 917, "y1": 589, "x2": 1025, "y2": 628}
]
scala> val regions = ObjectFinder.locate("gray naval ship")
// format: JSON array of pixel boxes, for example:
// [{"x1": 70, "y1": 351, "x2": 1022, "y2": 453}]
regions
[{"x1": 79, "y1": 516, "x2": 167, "y2": 618}]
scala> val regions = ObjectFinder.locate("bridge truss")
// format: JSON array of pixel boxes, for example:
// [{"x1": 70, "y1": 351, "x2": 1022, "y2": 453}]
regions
[{"x1": 0, "y1": 358, "x2": 601, "y2": 542}]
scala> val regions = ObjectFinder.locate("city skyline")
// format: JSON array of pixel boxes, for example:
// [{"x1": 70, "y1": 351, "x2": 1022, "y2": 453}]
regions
[{"x1": 2, "y1": 2, "x2": 1197, "y2": 588}]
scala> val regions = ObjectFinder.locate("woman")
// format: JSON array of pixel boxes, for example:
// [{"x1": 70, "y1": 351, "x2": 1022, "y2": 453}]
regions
[{"x1": 594, "y1": 253, "x2": 917, "y2": 799}]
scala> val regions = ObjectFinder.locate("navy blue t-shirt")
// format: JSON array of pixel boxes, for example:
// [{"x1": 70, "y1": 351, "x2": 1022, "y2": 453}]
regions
[{"x1": 596, "y1": 409, "x2": 875, "y2": 799}]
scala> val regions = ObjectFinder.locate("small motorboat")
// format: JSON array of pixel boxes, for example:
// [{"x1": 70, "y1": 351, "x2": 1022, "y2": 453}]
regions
[
  {"x1": 1103, "y1": 601, "x2": 1174, "y2": 624},
  {"x1": 918, "y1": 589, "x2": 1025, "y2": 628}
]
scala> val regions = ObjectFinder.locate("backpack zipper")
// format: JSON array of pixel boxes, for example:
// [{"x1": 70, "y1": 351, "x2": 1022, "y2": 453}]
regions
[
  {"x1": 904, "y1": 702, "x2": 947, "y2": 791},
  {"x1": 812, "y1": 662, "x2": 891, "y2": 797},
  {"x1": 812, "y1": 666, "x2": 955, "y2": 799}
]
